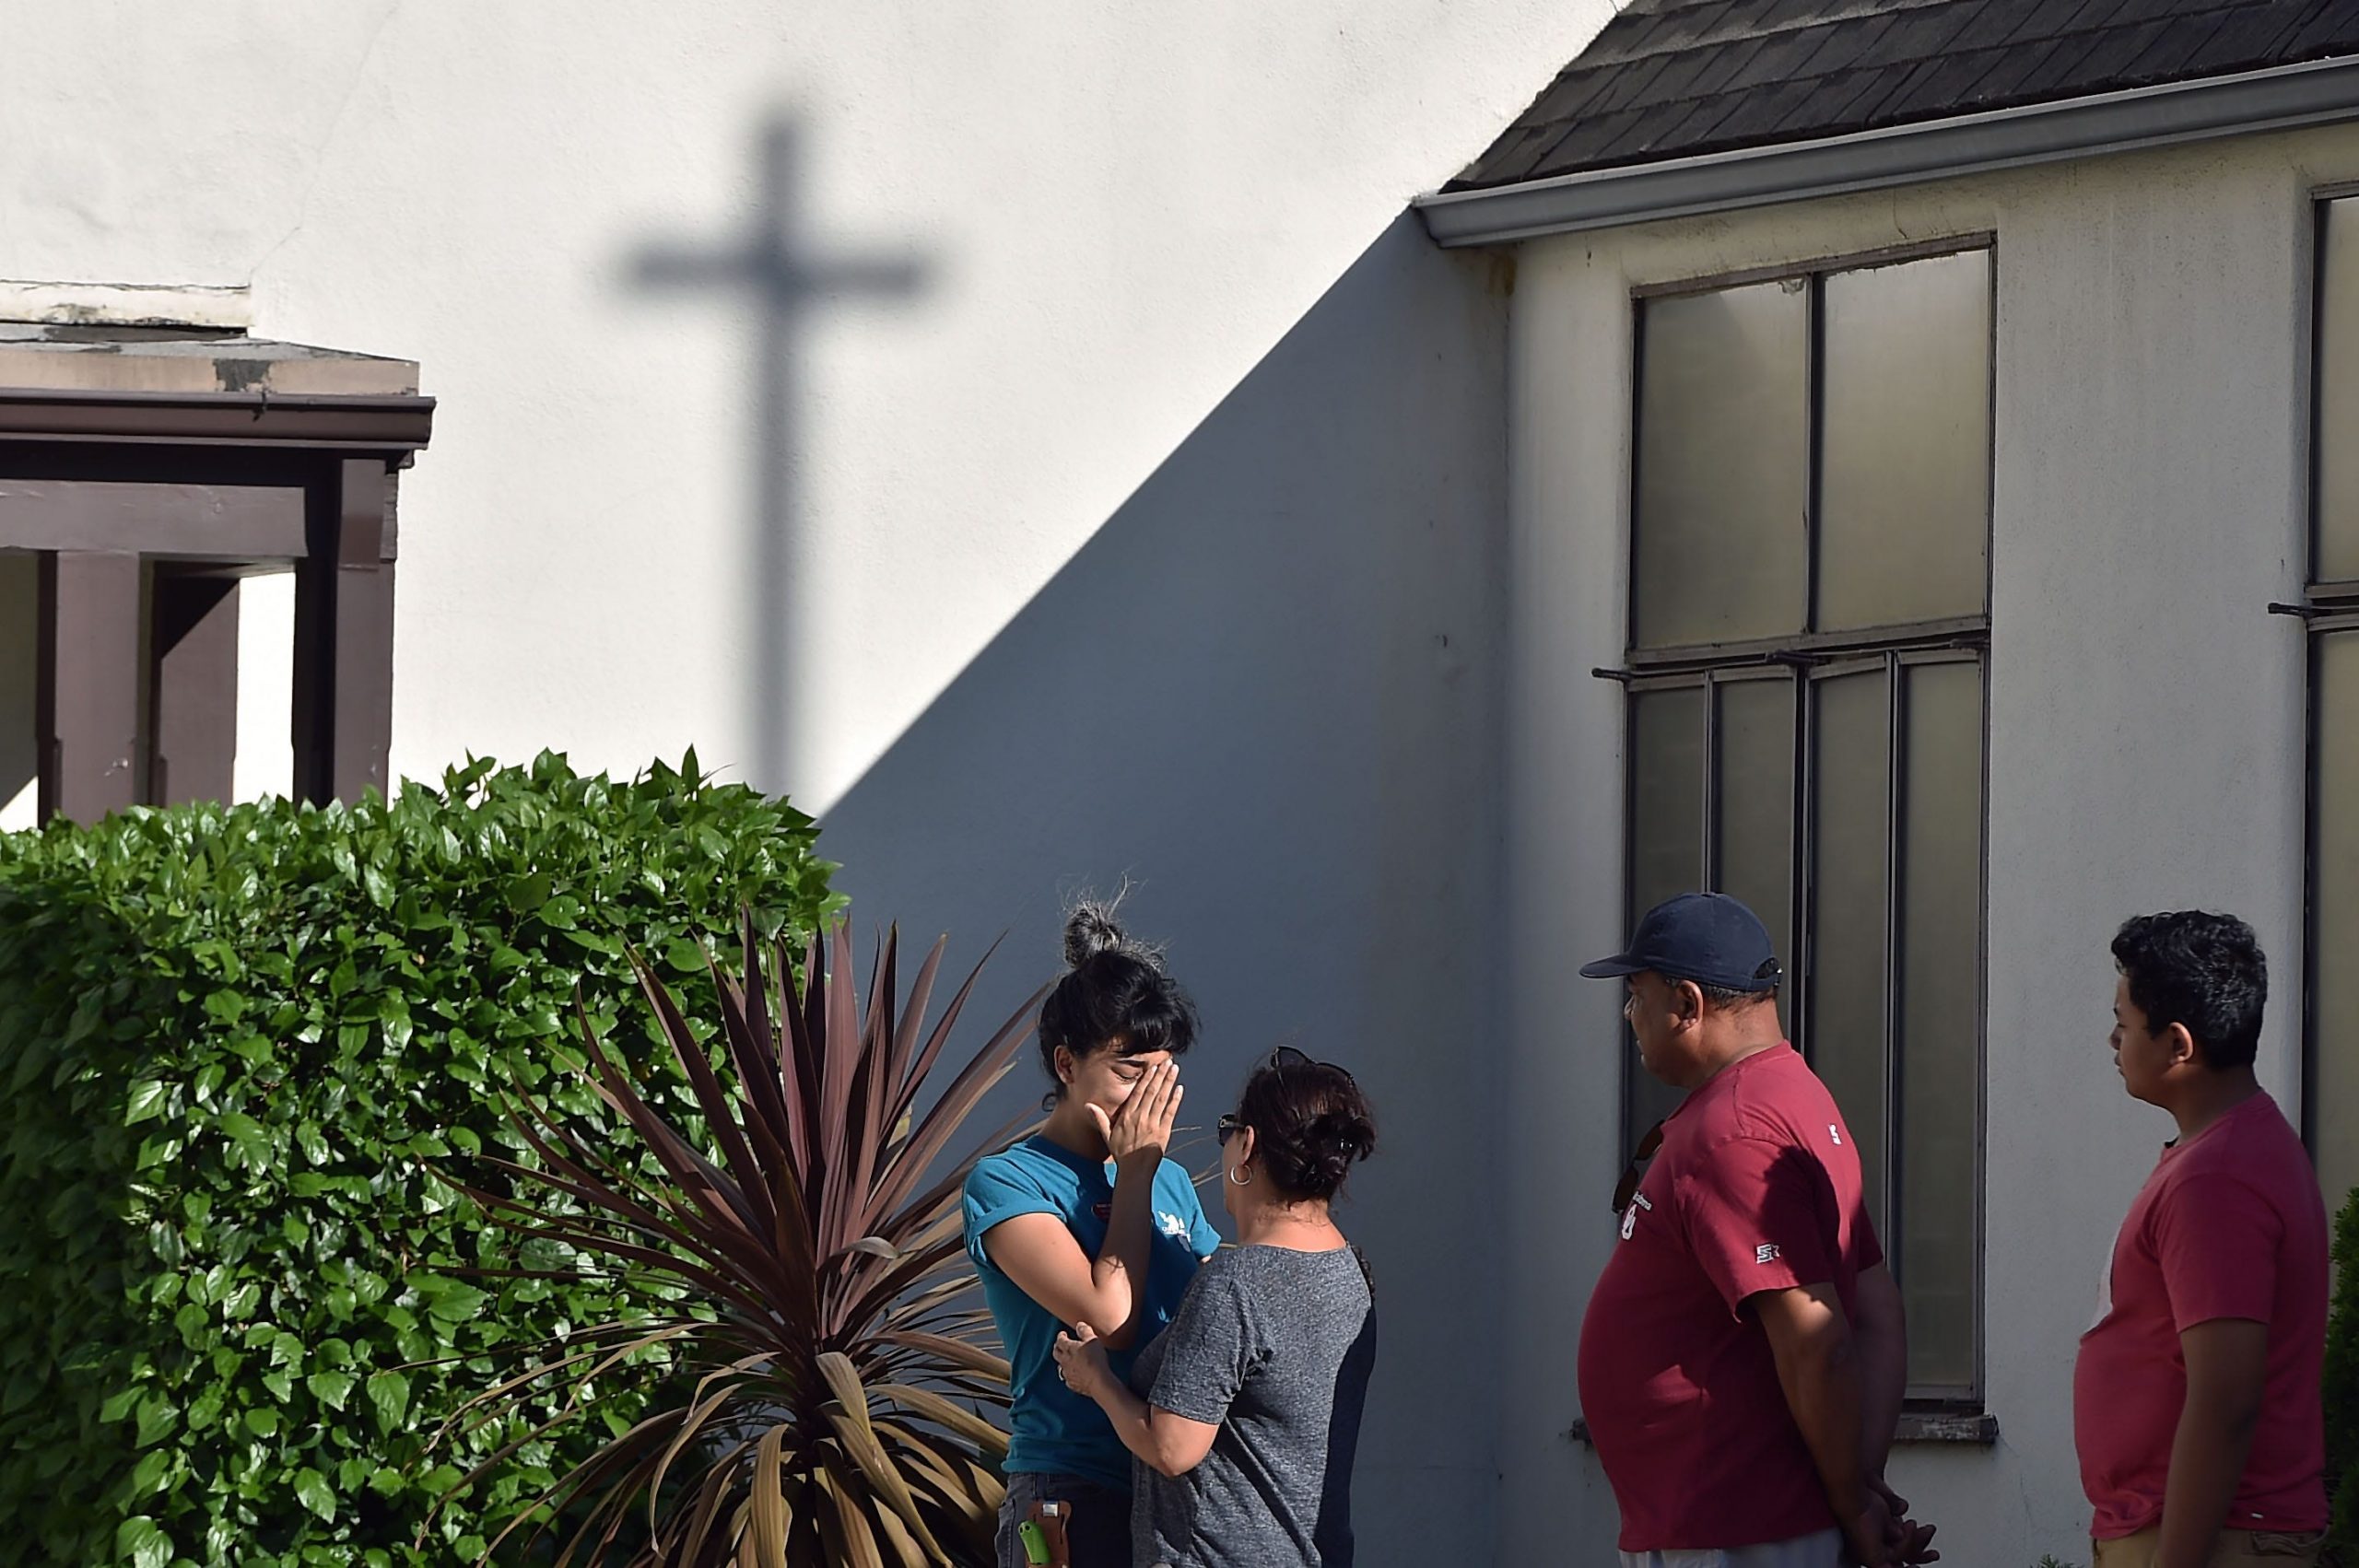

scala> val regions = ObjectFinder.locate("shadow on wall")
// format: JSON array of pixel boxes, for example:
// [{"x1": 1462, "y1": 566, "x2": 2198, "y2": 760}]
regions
[
  {"x1": 819, "y1": 213, "x2": 1516, "y2": 1568},
  {"x1": 628, "y1": 111, "x2": 929, "y2": 792}
]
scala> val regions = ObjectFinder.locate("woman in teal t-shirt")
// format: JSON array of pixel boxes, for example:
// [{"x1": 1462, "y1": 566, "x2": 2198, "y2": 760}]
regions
[{"x1": 962, "y1": 905, "x2": 1221, "y2": 1568}]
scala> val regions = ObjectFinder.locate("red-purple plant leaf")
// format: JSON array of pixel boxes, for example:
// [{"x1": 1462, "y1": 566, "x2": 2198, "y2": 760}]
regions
[
  {"x1": 710, "y1": 965, "x2": 800, "y2": 1191},
  {"x1": 622, "y1": 961, "x2": 778, "y2": 1237},
  {"x1": 881, "y1": 937, "x2": 1003, "y2": 1147},
  {"x1": 883, "y1": 935, "x2": 949, "y2": 1125},
  {"x1": 865, "y1": 988, "x2": 1045, "y2": 1233}
]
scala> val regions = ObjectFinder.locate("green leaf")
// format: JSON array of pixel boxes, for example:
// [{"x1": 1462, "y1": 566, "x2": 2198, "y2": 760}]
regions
[
  {"x1": 307, "y1": 1370, "x2": 356, "y2": 1411},
  {"x1": 215, "y1": 1110, "x2": 268, "y2": 1152},
  {"x1": 418, "y1": 1281, "x2": 488, "y2": 1322},
  {"x1": 135, "y1": 1394, "x2": 177, "y2": 1447},
  {"x1": 365, "y1": 1370, "x2": 411, "y2": 1432},
  {"x1": 124, "y1": 1080, "x2": 170, "y2": 1125},
  {"x1": 116, "y1": 1515, "x2": 170, "y2": 1568},
  {"x1": 294, "y1": 1466, "x2": 334, "y2": 1522},
  {"x1": 294, "y1": 1120, "x2": 330, "y2": 1166}
]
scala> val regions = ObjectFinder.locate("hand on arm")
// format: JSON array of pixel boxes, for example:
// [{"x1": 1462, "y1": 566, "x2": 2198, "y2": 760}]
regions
[
  {"x1": 2154, "y1": 1318, "x2": 2270, "y2": 1568},
  {"x1": 1052, "y1": 1324, "x2": 1218, "y2": 1479},
  {"x1": 981, "y1": 1063, "x2": 1183, "y2": 1350}
]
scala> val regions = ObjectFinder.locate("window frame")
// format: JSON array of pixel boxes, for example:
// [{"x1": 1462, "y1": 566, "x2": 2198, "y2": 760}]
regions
[
  {"x1": 2299, "y1": 192, "x2": 2359, "y2": 1188},
  {"x1": 1614, "y1": 237, "x2": 1998, "y2": 1409}
]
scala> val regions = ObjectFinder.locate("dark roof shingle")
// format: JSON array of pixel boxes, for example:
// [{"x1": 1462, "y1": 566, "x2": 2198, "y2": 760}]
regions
[{"x1": 1448, "y1": 0, "x2": 2359, "y2": 192}]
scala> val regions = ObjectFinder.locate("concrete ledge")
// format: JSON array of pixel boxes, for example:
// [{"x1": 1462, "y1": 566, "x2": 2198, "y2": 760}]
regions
[
  {"x1": 0, "y1": 280, "x2": 252, "y2": 332},
  {"x1": 0, "y1": 323, "x2": 418, "y2": 398},
  {"x1": 1895, "y1": 1410, "x2": 2000, "y2": 1445}
]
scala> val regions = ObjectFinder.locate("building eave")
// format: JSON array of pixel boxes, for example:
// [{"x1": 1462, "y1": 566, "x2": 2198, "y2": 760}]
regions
[{"x1": 1416, "y1": 53, "x2": 2359, "y2": 249}]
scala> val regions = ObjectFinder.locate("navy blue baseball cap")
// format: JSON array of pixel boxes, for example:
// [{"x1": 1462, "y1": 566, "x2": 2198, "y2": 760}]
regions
[{"x1": 1579, "y1": 892, "x2": 1783, "y2": 992}]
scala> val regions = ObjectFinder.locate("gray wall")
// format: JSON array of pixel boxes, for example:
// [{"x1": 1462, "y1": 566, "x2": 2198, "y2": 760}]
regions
[
  {"x1": 1507, "y1": 126, "x2": 2340, "y2": 1567},
  {"x1": 823, "y1": 216, "x2": 1515, "y2": 1566}
]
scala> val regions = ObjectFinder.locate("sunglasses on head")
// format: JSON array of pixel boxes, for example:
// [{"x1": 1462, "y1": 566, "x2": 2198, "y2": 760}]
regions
[
  {"x1": 1613, "y1": 1119, "x2": 1665, "y2": 1214},
  {"x1": 1217, "y1": 1048, "x2": 1357, "y2": 1146},
  {"x1": 1267, "y1": 1044, "x2": 1356, "y2": 1083}
]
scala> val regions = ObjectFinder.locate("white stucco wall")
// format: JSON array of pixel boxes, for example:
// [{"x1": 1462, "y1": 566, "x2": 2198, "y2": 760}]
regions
[
  {"x1": 1508, "y1": 126, "x2": 2344, "y2": 1567},
  {"x1": 4, "y1": 5, "x2": 1615, "y2": 1563},
  {"x1": 2, "y1": 0, "x2": 1610, "y2": 811}
]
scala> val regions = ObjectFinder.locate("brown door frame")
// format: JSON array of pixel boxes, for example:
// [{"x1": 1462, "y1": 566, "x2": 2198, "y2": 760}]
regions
[{"x1": 0, "y1": 387, "x2": 432, "y2": 820}]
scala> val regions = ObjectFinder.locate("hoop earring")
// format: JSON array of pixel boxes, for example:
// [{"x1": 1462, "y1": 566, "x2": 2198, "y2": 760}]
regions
[{"x1": 1227, "y1": 1165, "x2": 1254, "y2": 1188}]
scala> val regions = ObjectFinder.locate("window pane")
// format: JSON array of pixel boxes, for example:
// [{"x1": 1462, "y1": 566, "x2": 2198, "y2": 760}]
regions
[
  {"x1": 1715, "y1": 675, "x2": 1795, "y2": 998},
  {"x1": 2318, "y1": 202, "x2": 2359, "y2": 583},
  {"x1": 2317, "y1": 633, "x2": 2359, "y2": 1205},
  {"x1": 1811, "y1": 667, "x2": 1891, "y2": 1240},
  {"x1": 1898, "y1": 660, "x2": 1983, "y2": 1390},
  {"x1": 1629, "y1": 686, "x2": 1704, "y2": 1148},
  {"x1": 1635, "y1": 282, "x2": 1809, "y2": 649},
  {"x1": 1819, "y1": 251, "x2": 1992, "y2": 630}
]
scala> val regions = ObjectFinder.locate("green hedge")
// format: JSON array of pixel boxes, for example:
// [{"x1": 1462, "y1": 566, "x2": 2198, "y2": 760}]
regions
[
  {"x1": 2330, "y1": 1186, "x2": 2359, "y2": 1567},
  {"x1": 0, "y1": 753, "x2": 839, "y2": 1566}
]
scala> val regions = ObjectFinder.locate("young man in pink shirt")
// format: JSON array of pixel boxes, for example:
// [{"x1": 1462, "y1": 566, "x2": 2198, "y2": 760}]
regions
[{"x1": 2075, "y1": 911, "x2": 2330, "y2": 1568}]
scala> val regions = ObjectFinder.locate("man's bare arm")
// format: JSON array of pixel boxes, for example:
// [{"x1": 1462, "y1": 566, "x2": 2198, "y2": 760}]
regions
[{"x1": 2154, "y1": 1318, "x2": 2270, "y2": 1568}]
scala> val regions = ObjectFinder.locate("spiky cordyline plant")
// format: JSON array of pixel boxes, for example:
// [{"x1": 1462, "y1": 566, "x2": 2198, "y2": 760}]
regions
[{"x1": 439, "y1": 914, "x2": 1046, "y2": 1566}]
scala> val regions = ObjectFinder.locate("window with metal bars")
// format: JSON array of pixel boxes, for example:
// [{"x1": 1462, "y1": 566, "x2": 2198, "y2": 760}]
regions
[{"x1": 1612, "y1": 240, "x2": 1994, "y2": 1402}]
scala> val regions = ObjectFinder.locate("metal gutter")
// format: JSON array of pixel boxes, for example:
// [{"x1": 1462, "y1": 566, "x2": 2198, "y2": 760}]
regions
[
  {"x1": 0, "y1": 388, "x2": 436, "y2": 451},
  {"x1": 1416, "y1": 54, "x2": 2359, "y2": 248}
]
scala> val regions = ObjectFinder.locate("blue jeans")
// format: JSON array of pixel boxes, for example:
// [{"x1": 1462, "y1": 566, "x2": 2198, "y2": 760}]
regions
[{"x1": 995, "y1": 1471, "x2": 1133, "y2": 1568}]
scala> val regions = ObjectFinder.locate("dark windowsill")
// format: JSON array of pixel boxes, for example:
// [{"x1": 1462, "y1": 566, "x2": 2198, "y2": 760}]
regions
[{"x1": 1564, "y1": 1410, "x2": 1997, "y2": 1447}]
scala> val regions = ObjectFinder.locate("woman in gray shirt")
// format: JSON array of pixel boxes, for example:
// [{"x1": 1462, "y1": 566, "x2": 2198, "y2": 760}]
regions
[{"x1": 1055, "y1": 1047, "x2": 1377, "y2": 1568}]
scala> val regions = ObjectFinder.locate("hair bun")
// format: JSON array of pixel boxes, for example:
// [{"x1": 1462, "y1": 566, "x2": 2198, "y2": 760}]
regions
[
  {"x1": 1307, "y1": 1107, "x2": 1377, "y2": 1168},
  {"x1": 1062, "y1": 902, "x2": 1130, "y2": 967}
]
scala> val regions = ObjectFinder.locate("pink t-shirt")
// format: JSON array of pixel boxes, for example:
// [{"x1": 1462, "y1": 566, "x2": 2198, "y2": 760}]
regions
[
  {"x1": 2073, "y1": 1092, "x2": 2330, "y2": 1539},
  {"x1": 1578, "y1": 1044, "x2": 1883, "y2": 1552}
]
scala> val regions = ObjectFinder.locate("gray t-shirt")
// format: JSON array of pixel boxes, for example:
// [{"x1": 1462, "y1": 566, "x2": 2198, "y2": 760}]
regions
[{"x1": 1128, "y1": 1244, "x2": 1377, "y2": 1568}]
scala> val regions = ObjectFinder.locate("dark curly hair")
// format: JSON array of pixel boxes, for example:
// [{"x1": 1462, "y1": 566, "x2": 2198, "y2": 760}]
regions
[
  {"x1": 1236, "y1": 1047, "x2": 1377, "y2": 1203},
  {"x1": 1037, "y1": 902, "x2": 1198, "y2": 1096},
  {"x1": 2111, "y1": 910, "x2": 2268, "y2": 1072}
]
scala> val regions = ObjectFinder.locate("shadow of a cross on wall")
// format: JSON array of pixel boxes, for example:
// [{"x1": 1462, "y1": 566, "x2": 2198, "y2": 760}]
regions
[{"x1": 631, "y1": 113, "x2": 929, "y2": 792}]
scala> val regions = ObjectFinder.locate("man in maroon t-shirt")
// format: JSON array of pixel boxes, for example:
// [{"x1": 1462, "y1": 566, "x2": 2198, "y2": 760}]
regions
[
  {"x1": 2074, "y1": 911, "x2": 2330, "y2": 1568},
  {"x1": 1577, "y1": 894, "x2": 1936, "y2": 1568}
]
